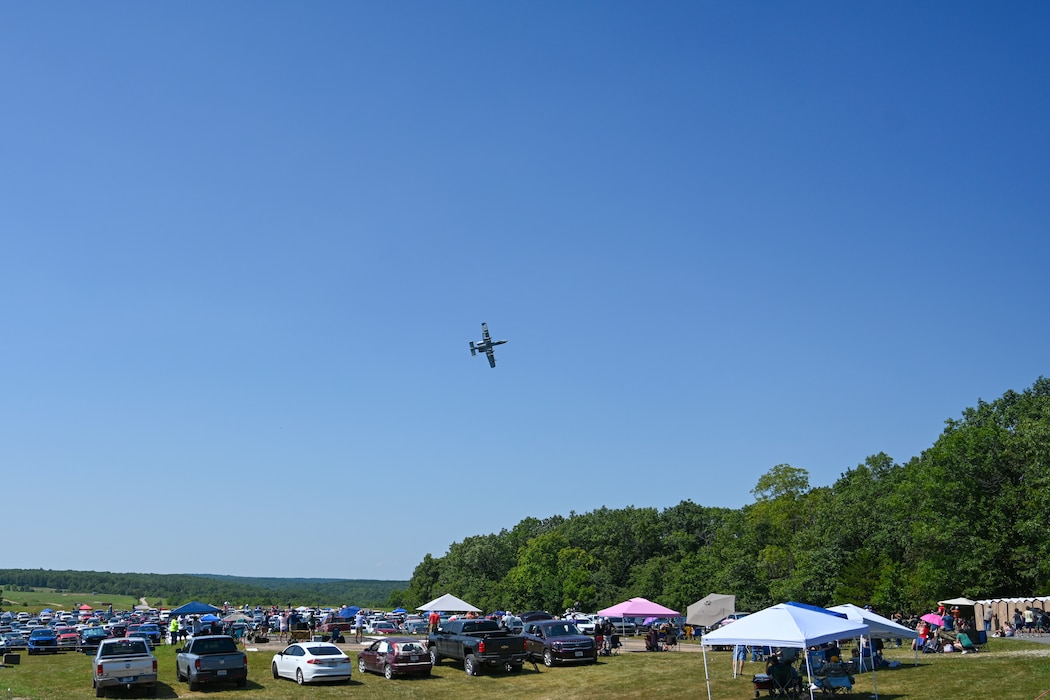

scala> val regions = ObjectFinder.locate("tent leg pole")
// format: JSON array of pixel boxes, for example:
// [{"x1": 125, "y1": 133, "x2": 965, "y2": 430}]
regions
[{"x1": 702, "y1": 644, "x2": 712, "y2": 700}]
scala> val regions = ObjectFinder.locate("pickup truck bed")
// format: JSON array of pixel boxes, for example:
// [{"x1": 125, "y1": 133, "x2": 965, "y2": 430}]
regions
[
  {"x1": 93, "y1": 638, "x2": 158, "y2": 698},
  {"x1": 176, "y1": 635, "x2": 248, "y2": 690},
  {"x1": 428, "y1": 619, "x2": 528, "y2": 676}
]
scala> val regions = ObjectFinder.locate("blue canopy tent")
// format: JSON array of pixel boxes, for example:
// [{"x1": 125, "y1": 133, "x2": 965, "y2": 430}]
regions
[{"x1": 168, "y1": 601, "x2": 221, "y2": 616}]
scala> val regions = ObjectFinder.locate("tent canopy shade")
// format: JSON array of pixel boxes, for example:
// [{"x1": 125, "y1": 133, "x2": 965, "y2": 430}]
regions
[
  {"x1": 687, "y1": 594, "x2": 735, "y2": 627},
  {"x1": 597, "y1": 597, "x2": 680, "y2": 618},
  {"x1": 939, "y1": 597, "x2": 977, "y2": 606},
  {"x1": 168, "y1": 601, "x2": 222, "y2": 616},
  {"x1": 827, "y1": 604, "x2": 918, "y2": 640},
  {"x1": 702, "y1": 603, "x2": 869, "y2": 648},
  {"x1": 416, "y1": 593, "x2": 481, "y2": 612}
]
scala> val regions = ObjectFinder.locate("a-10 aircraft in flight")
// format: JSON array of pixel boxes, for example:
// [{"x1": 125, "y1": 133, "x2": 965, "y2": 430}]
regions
[{"x1": 469, "y1": 322, "x2": 507, "y2": 368}]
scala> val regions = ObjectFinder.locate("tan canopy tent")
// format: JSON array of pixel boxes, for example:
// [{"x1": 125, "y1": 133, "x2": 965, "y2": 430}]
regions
[{"x1": 687, "y1": 593, "x2": 735, "y2": 628}]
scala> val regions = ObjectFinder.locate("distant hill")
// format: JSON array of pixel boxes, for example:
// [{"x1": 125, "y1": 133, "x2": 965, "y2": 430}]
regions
[{"x1": 0, "y1": 569, "x2": 407, "y2": 608}]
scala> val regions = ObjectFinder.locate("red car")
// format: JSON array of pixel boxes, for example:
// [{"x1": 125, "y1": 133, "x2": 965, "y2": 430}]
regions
[
  {"x1": 55, "y1": 626, "x2": 80, "y2": 650},
  {"x1": 357, "y1": 637, "x2": 432, "y2": 679}
]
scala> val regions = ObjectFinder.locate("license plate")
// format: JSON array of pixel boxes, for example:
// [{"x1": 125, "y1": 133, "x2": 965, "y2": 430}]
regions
[
  {"x1": 575, "y1": 651, "x2": 584, "y2": 657},
  {"x1": 217, "y1": 670, "x2": 227, "y2": 676},
  {"x1": 118, "y1": 677, "x2": 136, "y2": 683},
  {"x1": 411, "y1": 655, "x2": 419, "y2": 661}
]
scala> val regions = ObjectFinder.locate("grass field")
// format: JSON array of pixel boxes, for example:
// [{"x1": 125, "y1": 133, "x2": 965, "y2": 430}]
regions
[
  {"x1": 1, "y1": 637, "x2": 1049, "y2": 700},
  {"x1": 1, "y1": 588, "x2": 145, "y2": 614}
]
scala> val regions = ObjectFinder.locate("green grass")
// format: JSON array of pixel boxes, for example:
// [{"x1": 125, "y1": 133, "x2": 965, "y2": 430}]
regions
[
  {"x1": 1, "y1": 638, "x2": 1049, "y2": 699},
  {"x1": 1, "y1": 588, "x2": 144, "y2": 614}
]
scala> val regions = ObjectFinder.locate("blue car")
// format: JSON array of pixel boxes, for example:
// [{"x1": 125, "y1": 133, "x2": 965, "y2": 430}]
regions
[
  {"x1": 132, "y1": 623, "x2": 163, "y2": 646},
  {"x1": 28, "y1": 628, "x2": 58, "y2": 654}
]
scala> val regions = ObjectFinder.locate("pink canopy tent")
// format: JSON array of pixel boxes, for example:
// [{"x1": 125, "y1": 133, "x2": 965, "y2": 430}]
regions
[{"x1": 598, "y1": 597, "x2": 680, "y2": 618}]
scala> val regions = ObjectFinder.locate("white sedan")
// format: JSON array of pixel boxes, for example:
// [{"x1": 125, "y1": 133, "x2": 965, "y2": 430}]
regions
[{"x1": 271, "y1": 642, "x2": 352, "y2": 685}]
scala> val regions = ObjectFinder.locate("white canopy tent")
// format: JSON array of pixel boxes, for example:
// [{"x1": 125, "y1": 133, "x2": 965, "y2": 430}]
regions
[
  {"x1": 701, "y1": 603, "x2": 871, "y2": 700},
  {"x1": 828, "y1": 603, "x2": 921, "y2": 686},
  {"x1": 416, "y1": 593, "x2": 481, "y2": 613},
  {"x1": 687, "y1": 593, "x2": 735, "y2": 628}
]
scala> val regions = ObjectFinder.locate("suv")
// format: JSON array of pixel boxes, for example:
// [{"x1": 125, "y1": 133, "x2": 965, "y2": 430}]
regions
[{"x1": 604, "y1": 617, "x2": 637, "y2": 635}]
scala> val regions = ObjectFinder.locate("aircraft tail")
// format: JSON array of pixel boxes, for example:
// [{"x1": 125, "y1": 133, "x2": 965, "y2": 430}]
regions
[{"x1": 469, "y1": 341, "x2": 477, "y2": 356}]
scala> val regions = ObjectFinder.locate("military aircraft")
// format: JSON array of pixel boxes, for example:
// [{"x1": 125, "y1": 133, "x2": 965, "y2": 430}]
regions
[{"x1": 469, "y1": 322, "x2": 507, "y2": 368}]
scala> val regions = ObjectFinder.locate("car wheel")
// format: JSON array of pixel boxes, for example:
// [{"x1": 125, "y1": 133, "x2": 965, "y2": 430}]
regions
[
  {"x1": 543, "y1": 649, "x2": 554, "y2": 667},
  {"x1": 272, "y1": 662, "x2": 280, "y2": 679},
  {"x1": 296, "y1": 668, "x2": 305, "y2": 685},
  {"x1": 236, "y1": 678, "x2": 247, "y2": 688},
  {"x1": 146, "y1": 684, "x2": 158, "y2": 697},
  {"x1": 464, "y1": 653, "x2": 478, "y2": 676},
  {"x1": 384, "y1": 664, "x2": 394, "y2": 680},
  {"x1": 358, "y1": 657, "x2": 366, "y2": 673},
  {"x1": 188, "y1": 676, "x2": 200, "y2": 692},
  {"x1": 430, "y1": 647, "x2": 440, "y2": 665},
  {"x1": 94, "y1": 680, "x2": 105, "y2": 698}
]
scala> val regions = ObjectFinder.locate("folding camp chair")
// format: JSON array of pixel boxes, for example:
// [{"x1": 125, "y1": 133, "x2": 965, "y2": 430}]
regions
[{"x1": 815, "y1": 661, "x2": 854, "y2": 695}]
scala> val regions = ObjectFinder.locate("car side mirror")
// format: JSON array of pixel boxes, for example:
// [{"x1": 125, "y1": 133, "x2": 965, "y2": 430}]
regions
[{"x1": 175, "y1": 648, "x2": 182, "y2": 653}]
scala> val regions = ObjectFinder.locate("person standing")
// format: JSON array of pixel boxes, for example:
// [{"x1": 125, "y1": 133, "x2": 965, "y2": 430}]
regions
[
  {"x1": 733, "y1": 644, "x2": 746, "y2": 677},
  {"x1": 427, "y1": 610, "x2": 440, "y2": 636},
  {"x1": 279, "y1": 610, "x2": 290, "y2": 643},
  {"x1": 983, "y1": 606, "x2": 993, "y2": 633},
  {"x1": 169, "y1": 617, "x2": 179, "y2": 646},
  {"x1": 355, "y1": 610, "x2": 366, "y2": 643}
]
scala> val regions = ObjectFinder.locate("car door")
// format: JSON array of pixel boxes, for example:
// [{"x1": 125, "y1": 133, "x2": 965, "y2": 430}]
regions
[
  {"x1": 374, "y1": 640, "x2": 390, "y2": 672},
  {"x1": 523, "y1": 624, "x2": 543, "y2": 658},
  {"x1": 277, "y1": 645, "x2": 301, "y2": 678},
  {"x1": 361, "y1": 640, "x2": 381, "y2": 672}
]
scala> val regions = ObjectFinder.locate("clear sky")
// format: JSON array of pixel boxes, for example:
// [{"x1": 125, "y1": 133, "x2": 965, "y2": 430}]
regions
[{"x1": 2, "y1": 2, "x2": 1047, "y2": 582}]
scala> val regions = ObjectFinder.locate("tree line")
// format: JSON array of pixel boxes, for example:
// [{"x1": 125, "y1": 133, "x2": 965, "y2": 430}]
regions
[
  {"x1": 0, "y1": 569, "x2": 406, "y2": 608},
  {"x1": 397, "y1": 377, "x2": 1050, "y2": 616}
]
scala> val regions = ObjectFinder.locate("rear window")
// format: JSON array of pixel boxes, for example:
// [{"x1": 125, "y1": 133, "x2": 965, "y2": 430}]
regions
[
  {"x1": 103, "y1": 640, "x2": 149, "y2": 656},
  {"x1": 193, "y1": 638, "x2": 238, "y2": 654},
  {"x1": 307, "y1": 645, "x2": 343, "y2": 656}
]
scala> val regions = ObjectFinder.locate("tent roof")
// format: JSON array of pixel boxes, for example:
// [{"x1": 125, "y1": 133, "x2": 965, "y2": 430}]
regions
[
  {"x1": 687, "y1": 594, "x2": 735, "y2": 627},
  {"x1": 168, "y1": 601, "x2": 222, "y2": 616},
  {"x1": 828, "y1": 604, "x2": 919, "y2": 640},
  {"x1": 598, "y1": 597, "x2": 680, "y2": 618},
  {"x1": 702, "y1": 603, "x2": 868, "y2": 648},
  {"x1": 938, "y1": 597, "x2": 977, "y2": 606},
  {"x1": 416, "y1": 593, "x2": 481, "y2": 612}
]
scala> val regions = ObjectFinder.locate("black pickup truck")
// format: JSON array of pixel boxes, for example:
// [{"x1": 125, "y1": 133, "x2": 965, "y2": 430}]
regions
[{"x1": 428, "y1": 618, "x2": 528, "y2": 675}]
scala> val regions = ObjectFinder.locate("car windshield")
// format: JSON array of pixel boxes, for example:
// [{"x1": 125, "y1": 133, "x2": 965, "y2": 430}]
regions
[
  {"x1": 544, "y1": 623, "x2": 581, "y2": 637},
  {"x1": 307, "y1": 645, "x2": 343, "y2": 656}
]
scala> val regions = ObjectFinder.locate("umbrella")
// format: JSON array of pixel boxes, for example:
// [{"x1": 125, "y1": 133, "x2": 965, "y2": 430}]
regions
[
  {"x1": 920, "y1": 613, "x2": 943, "y2": 626},
  {"x1": 392, "y1": 607, "x2": 407, "y2": 614},
  {"x1": 338, "y1": 606, "x2": 360, "y2": 618},
  {"x1": 79, "y1": 605, "x2": 93, "y2": 610},
  {"x1": 223, "y1": 612, "x2": 252, "y2": 622},
  {"x1": 938, "y1": 597, "x2": 976, "y2": 606},
  {"x1": 201, "y1": 614, "x2": 221, "y2": 622}
]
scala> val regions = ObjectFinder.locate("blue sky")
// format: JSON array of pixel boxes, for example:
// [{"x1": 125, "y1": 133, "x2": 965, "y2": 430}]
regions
[{"x1": 2, "y1": 2, "x2": 1047, "y2": 582}]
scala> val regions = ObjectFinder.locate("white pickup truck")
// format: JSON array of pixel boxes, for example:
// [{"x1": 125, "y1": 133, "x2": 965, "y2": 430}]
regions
[{"x1": 92, "y1": 637, "x2": 158, "y2": 697}]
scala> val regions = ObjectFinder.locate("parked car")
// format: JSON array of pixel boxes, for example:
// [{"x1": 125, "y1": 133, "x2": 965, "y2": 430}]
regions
[
  {"x1": 131, "y1": 623, "x2": 162, "y2": 646},
  {"x1": 604, "y1": 617, "x2": 637, "y2": 635},
  {"x1": 271, "y1": 642, "x2": 352, "y2": 685},
  {"x1": 521, "y1": 619, "x2": 597, "y2": 666},
  {"x1": 56, "y1": 626, "x2": 80, "y2": 650},
  {"x1": 28, "y1": 628, "x2": 59, "y2": 654},
  {"x1": 79, "y1": 627, "x2": 110, "y2": 654},
  {"x1": 0, "y1": 631, "x2": 27, "y2": 652},
  {"x1": 368, "y1": 621, "x2": 399, "y2": 635},
  {"x1": 402, "y1": 619, "x2": 429, "y2": 635},
  {"x1": 519, "y1": 611, "x2": 554, "y2": 623},
  {"x1": 357, "y1": 636, "x2": 432, "y2": 679},
  {"x1": 502, "y1": 616, "x2": 524, "y2": 634}
]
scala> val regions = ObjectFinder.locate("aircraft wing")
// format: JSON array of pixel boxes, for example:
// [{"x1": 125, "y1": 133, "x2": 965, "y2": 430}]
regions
[
  {"x1": 486, "y1": 348, "x2": 497, "y2": 368},
  {"x1": 481, "y1": 322, "x2": 492, "y2": 342}
]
